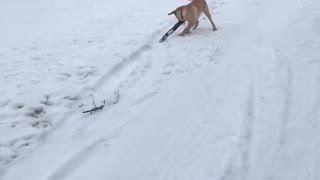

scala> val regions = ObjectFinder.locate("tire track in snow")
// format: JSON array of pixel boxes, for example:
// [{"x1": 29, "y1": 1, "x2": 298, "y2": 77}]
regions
[
  {"x1": 279, "y1": 61, "x2": 292, "y2": 144},
  {"x1": 44, "y1": 112, "x2": 139, "y2": 180},
  {"x1": 218, "y1": 80, "x2": 255, "y2": 180},
  {"x1": 311, "y1": 71, "x2": 320, "y2": 129},
  {"x1": 275, "y1": 48, "x2": 293, "y2": 145},
  {"x1": 310, "y1": 6, "x2": 320, "y2": 128},
  {"x1": 140, "y1": 110, "x2": 202, "y2": 180},
  {"x1": 92, "y1": 29, "x2": 161, "y2": 90},
  {"x1": 239, "y1": 80, "x2": 255, "y2": 180},
  {"x1": 45, "y1": 137, "x2": 107, "y2": 180}
]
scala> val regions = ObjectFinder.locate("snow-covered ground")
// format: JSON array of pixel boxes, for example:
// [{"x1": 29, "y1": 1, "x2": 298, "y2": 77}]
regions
[{"x1": 0, "y1": 0, "x2": 319, "y2": 179}]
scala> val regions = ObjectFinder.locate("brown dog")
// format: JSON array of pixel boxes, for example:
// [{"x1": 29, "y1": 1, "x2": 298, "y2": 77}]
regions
[{"x1": 168, "y1": 0, "x2": 217, "y2": 36}]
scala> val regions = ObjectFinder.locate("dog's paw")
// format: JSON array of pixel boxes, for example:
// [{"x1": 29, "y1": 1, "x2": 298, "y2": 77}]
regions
[{"x1": 213, "y1": 27, "x2": 218, "y2": 31}]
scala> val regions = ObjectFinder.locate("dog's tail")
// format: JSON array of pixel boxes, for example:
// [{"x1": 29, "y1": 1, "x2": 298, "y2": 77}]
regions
[{"x1": 168, "y1": 10, "x2": 176, "y2": 15}]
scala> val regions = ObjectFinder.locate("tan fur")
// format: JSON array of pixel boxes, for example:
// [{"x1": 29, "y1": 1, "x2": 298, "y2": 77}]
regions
[{"x1": 170, "y1": 0, "x2": 217, "y2": 36}]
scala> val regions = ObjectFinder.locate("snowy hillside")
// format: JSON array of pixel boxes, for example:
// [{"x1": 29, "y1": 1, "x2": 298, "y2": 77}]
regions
[{"x1": 0, "y1": 0, "x2": 320, "y2": 179}]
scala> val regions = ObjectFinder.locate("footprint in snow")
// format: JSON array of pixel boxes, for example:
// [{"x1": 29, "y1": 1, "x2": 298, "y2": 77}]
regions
[
  {"x1": 0, "y1": 99, "x2": 11, "y2": 108},
  {"x1": 12, "y1": 102, "x2": 25, "y2": 110},
  {"x1": 56, "y1": 72, "x2": 72, "y2": 81}
]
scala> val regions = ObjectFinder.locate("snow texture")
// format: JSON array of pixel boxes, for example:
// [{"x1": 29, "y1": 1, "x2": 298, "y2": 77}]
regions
[{"x1": 0, "y1": 0, "x2": 320, "y2": 179}]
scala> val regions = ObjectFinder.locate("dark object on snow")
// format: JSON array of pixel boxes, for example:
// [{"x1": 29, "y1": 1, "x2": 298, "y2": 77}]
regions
[
  {"x1": 82, "y1": 92, "x2": 120, "y2": 115},
  {"x1": 159, "y1": 21, "x2": 185, "y2": 43},
  {"x1": 82, "y1": 95, "x2": 105, "y2": 114},
  {"x1": 82, "y1": 105, "x2": 105, "y2": 114}
]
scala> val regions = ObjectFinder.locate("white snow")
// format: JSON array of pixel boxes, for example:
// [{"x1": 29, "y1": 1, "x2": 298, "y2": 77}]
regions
[{"x1": 0, "y1": 0, "x2": 320, "y2": 179}]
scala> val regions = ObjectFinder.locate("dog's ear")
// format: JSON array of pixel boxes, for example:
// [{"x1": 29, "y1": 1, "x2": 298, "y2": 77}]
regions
[{"x1": 168, "y1": 10, "x2": 176, "y2": 15}]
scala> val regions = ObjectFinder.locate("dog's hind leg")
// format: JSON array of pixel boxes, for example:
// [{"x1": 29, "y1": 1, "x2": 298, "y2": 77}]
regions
[
  {"x1": 203, "y1": 3, "x2": 217, "y2": 31},
  {"x1": 179, "y1": 21, "x2": 196, "y2": 36},
  {"x1": 192, "y1": 20, "x2": 199, "y2": 30}
]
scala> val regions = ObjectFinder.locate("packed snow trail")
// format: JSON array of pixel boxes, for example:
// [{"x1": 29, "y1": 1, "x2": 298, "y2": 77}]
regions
[{"x1": 1, "y1": 0, "x2": 320, "y2": 180}]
